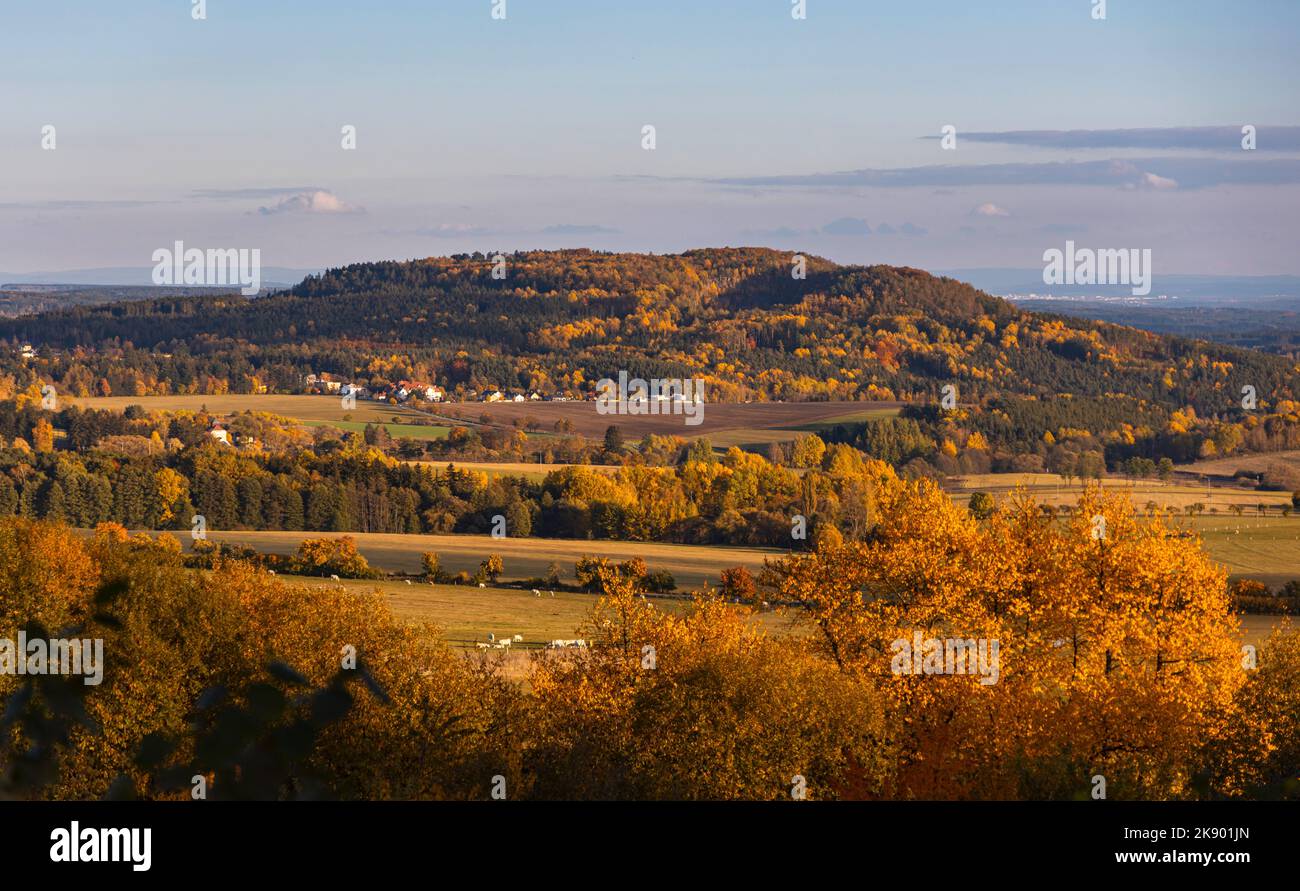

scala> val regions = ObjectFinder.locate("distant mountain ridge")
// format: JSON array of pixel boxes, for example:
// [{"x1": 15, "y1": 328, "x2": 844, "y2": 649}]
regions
[{"x1": 0, "y1": 248, "x2": 1294, "y2": 431}]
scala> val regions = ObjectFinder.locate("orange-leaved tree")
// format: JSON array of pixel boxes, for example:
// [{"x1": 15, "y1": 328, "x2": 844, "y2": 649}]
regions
[{"x1": 766, "y1": 480, "x2": 1247, "y2": 800}]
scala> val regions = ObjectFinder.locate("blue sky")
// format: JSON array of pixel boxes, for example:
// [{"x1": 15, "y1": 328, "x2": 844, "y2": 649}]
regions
[{"x1": 3, "y1": 0, "x2": 1299, "y2": 277}]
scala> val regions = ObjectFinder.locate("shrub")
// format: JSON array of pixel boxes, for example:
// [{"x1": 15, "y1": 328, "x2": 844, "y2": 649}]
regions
[{"x1": 289, "y1": 536, "x2": 380, "y2": 579}]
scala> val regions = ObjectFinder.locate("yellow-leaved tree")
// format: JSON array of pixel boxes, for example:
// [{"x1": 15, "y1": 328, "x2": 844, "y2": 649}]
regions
[
  {"x1": 767, "y1": 480, "x2": 1247, "y2": 800},
  {"x1": 526, "y1": 571, "x2": 891, "y2": 799}
]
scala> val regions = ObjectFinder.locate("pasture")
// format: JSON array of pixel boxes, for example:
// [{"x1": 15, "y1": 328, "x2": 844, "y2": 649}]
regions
[
  {"x1": 950, "y1": 472, "x2": 1294, "y2": 512},
  {"x1": 1191, "y1": 517, "x2": 1300, "y2": 589},
  {"x1": 280, "y1": 574, "x2": 1288, "y2": 655},
  {"x1": 156, "y1": 505, "x2": 1299, "y2": 601},
  {"x1": 285, "y1": 575, "x2": 802, "y2": 649},
  {"x1": 163, "y1": 529, "x2": 784, "y2": 591},
  {"x1": 950, "y1": 475, "x2": 1300, "y2": 585},
  {"x1": 1178, "y1": 449, "x2": 1300, "y2": 478},
  {"x1": 300, "y1": 419, "x2": 449, "y2": 441}
]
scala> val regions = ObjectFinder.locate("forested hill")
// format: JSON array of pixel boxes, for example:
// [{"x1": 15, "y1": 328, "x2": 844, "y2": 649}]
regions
[
  {"x1": 0, "y1": 248, "x2": 1295, "y2": 420},
  {"x1": 0, "y1": 248, "x2": 1004, "y2": 349}
]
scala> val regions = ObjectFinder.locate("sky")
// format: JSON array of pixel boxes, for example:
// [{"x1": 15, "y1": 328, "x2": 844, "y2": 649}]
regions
[{"x1": 2, "y1": 0, "x2": 1299, "y2": 278}]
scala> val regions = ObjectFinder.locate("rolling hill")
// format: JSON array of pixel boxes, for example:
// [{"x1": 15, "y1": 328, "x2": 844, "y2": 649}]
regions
[{"x1": 2, "y1": 248, "x2": 1297, "y2": 465}]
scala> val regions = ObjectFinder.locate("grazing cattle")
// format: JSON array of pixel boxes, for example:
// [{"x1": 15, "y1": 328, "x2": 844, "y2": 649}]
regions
[
  {"x1": 546, "y1": 639, "x2": 588, "y2": 649},
  {"x1": 512, "y1": 634, "x2": 523, "y2": 642},
  {"x1": 478, "y1": 582, "x2": 487, "y2": 588},
  {"x1": 329, "y1": 574, "x2": 340, "y2": 581}
]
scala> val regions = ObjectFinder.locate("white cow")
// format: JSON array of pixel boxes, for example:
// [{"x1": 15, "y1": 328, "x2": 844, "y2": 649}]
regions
[
  {"x1": 329, "y1": 574, "x2": 340, "y2": 581},
  {"x1": 546, "y1": 639, "x2": 588, "y2": 650}
]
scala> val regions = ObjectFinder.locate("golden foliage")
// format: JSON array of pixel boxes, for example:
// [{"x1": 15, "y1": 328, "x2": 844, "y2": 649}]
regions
[
  {"x1": 768, "y1": 479, "x2": 1252, "y2": 799},
  {"x1": 526, "y1": 572, "x2": 889, "y2": 799}
]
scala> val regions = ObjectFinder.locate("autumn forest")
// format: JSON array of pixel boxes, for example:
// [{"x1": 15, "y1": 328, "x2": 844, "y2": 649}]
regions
[{"x1": 0, "y1": 249, "x2": 1297, "y2": 804}]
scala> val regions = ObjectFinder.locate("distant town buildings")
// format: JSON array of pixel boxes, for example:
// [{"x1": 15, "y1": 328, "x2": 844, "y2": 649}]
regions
[{"x1": 305, "y1": 373, "x2": 583, "y2": 405}]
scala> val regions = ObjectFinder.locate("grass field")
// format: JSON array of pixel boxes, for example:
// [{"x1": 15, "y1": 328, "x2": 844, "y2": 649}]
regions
[
  {"x1": 1178, "y1": 449, "x2": 1300, "y2": 478},
  {"x1": 301, "y1": 419, "x2": 449, "y2": 440},
  {"x1": 282, "y1": 574, "x2": 1289, "y2": 654},
  {"x1": 1239, "y1": 614, "x2": 1295, "y2": 648},
  {"x1": 951, "y1": 472, "x2": 1294, "y2": 512},
  {"x1": 158, "y1": 505, "x2": 1299, "y2": 599},
  {"x1": 165, "y1": 529, "x2": 783, "y2": 591},
  {"x1": 1190, "y1": 517, "x2": 1300, "y2": 589},
  {"x1": 286, "y1": 575, "x2": 802, "y2": 649},
  {"x1": 952, "y1": 476, "x2": 1300, "y2": 587}
]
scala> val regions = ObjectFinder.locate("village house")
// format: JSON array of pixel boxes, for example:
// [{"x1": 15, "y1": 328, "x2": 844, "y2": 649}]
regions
[
  {"x1": 394, "y1": 380, "x2": 441, "y2": 403},
  {"x1": 305, "y1": 372, "x2": 346, "y2": 394}
]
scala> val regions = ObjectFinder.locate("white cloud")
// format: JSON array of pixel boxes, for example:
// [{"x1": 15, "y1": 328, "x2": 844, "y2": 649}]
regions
[
  {"x1": 1138, "y1": 172, "x2": 1179, "y2": 190},
  {"x1": 256, "y1": 190, "x2": 362, "y2": 216},
  {"x1": 971, "y1": 202, "x2": 1010, "y2": 217}
]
